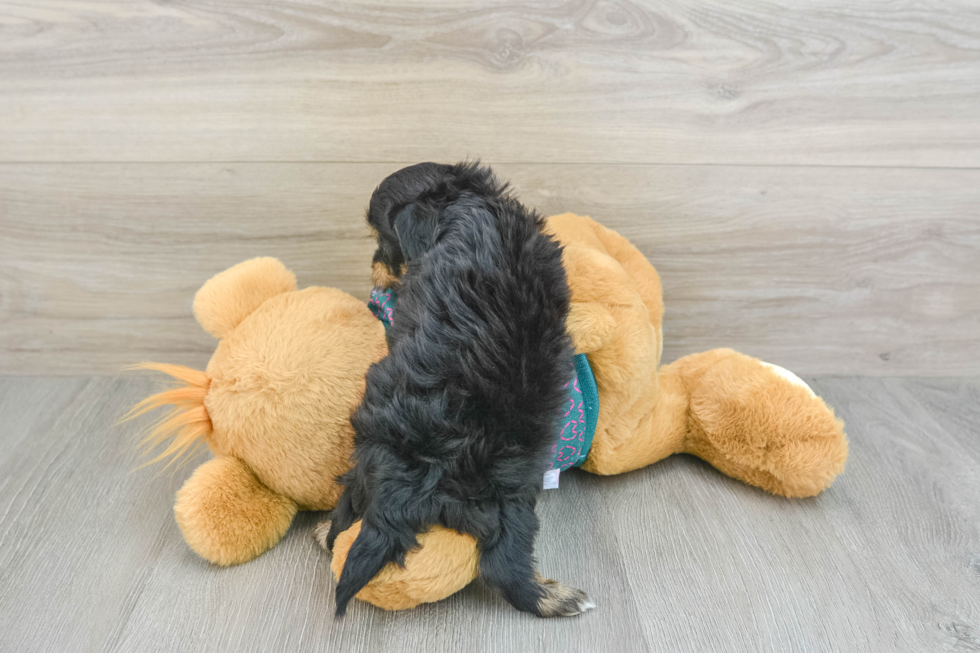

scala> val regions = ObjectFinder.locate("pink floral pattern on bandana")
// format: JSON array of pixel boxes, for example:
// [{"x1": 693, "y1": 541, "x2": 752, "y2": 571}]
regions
[
  {"x1": 368, "y1": 288, "x2": 396, "y2": 328},
  {"x1": 548, "y1": 375, "x2": 589, "y2": 471}
]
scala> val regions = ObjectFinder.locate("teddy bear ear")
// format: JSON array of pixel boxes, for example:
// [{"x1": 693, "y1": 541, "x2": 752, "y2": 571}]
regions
[{"x1": 193, "y1": 257, "x2": 297, "y2": 338}]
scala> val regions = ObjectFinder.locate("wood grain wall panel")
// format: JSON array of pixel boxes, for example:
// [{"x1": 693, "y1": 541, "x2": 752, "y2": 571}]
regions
[
  {"x1": 0, "y1": 0, "x2": 978, "y2": 165},
  {"x1": 2, "y1": 163, "x2": 976, "y2": 375}
]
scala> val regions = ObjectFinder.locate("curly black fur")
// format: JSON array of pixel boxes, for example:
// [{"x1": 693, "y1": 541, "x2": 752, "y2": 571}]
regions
[
  {"x1": 366, "y1": 162, "x2": 509, "y2": 289},
  {"x1": 327, "y1": 162, "x2": 588, "y2": 617}
]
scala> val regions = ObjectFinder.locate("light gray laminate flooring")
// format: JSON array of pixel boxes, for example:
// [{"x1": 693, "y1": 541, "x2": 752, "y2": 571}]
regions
[{"x1": 0, "y1": 375, "x2": 977, "y2": 652}]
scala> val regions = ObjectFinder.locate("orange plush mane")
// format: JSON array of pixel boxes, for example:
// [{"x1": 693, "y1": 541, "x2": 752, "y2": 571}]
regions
[{"x1": 122, "y1": 363, "x2": 213, "y2": 470}]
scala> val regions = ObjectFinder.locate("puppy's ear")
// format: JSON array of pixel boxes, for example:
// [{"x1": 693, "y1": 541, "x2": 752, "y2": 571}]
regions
[{"x1": 393, "y1": 203, "x2": 439, "y2": 262}]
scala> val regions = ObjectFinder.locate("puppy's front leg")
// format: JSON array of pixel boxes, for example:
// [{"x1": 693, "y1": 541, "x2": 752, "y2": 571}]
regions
[{"x1": 479, "y1": 502, "x2": 594, "y2": 618}]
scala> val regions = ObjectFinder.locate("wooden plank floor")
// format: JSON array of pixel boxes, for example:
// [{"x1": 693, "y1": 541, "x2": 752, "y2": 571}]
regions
[{"x1": 1, "y1": 375, "x2": 977, "y2": 652}]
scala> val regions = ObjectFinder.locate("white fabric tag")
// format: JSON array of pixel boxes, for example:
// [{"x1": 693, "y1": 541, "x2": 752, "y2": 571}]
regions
[{"x1": 543, "y1": 469, "x2": 560, "y2": 490}]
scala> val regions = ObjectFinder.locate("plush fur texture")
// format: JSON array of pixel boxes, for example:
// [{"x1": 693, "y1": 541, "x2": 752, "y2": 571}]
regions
[
  {"x1": 193, "y1": 257, "x2": 297, "y2": 338},
  {"x1": 322, "y1": 521, "x2": 479, "y2": 611},
  {"x1": 122, "y1": 362, "x2": 213, "y2": 470},
  {"x1": 128, "y1": 214, "x2": 846, "y2": 599},
  {"x1": 175, "y1": 456, "x2": 298, "y2": 566},
  {"x1": 130, "y1": 258, "x2": 387, "y2": 566},
  {"x1": 323, "y1": 213, "x2": 848, "y2": 610},
  {"x1": 326, "y1": 163, "x2": 589, "y2": 618}
]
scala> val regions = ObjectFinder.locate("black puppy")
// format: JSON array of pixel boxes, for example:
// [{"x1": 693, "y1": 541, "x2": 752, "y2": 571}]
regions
[{"x1": 324, "y1": 162, "x2": 592, "y2": 617}]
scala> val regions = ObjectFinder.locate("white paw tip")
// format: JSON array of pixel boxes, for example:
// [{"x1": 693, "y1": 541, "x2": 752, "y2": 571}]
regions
[{"x1": 313, "y1": 522, "x2": 331, "y2": 550}]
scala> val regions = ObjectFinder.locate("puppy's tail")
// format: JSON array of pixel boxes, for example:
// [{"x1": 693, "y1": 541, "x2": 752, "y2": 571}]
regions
[{"x1": 334, "y1": 519, "x2": 402, "y2": 617}]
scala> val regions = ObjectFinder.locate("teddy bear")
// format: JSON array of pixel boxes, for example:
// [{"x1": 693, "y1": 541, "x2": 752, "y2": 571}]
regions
[{"x1": 128, "y1": 213, "x2": 847, "y2": 609}]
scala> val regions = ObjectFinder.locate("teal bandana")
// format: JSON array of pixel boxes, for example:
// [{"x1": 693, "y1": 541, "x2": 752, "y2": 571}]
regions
[{"x1": 368, "y1": 288, "x2": 598, "y2": 486}]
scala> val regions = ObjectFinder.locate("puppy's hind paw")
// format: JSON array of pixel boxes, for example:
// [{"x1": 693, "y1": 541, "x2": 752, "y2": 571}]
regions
[
  {"x1": 313, "y1": 521, "x2": 332, "y2": 552},
  {"x1": 536, "y1": 576, "x2": 595, "y2": 617}
]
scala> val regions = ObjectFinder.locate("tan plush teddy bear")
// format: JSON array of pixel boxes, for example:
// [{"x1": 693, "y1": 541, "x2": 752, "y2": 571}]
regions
[
  {"x1": 127, "y1": 258, "x2": 387, "y2": 566},
  {"x1": 130, "y1": 213, "x2": 847, "y2": 607}
]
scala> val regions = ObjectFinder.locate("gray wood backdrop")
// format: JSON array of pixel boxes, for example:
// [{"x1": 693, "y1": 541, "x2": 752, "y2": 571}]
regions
[{"x1": 1, "y1": 0, "x2": 979, "y2": 375}]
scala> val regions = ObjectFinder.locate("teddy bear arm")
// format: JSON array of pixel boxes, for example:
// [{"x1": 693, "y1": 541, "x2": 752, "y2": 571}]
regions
[
  {"x1": 329, "y1": 521, "x2": 480, "y2": 610},
  {"x1": 174, "y1": 456, "x2": 298, "y2": 566},
  {"x1": 566, "y1": 302, "x2": 617, "y2": 354},
  {"x1": 583, "y1": 219, "x2": 664, "y2": 329},
  {"x1": 548, "y1": 213, "x2": 664, "y2": 329}
]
